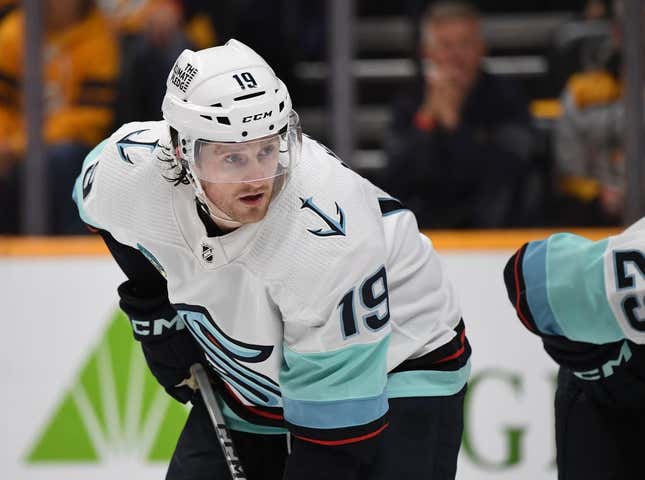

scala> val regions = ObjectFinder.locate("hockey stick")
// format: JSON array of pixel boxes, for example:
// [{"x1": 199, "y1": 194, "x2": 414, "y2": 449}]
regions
[{"x1": 189, "y1": 363, "x2": 247, "y2": 479}]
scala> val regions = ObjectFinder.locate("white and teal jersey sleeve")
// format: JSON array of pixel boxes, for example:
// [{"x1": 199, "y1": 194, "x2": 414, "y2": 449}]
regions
[
  {"x1": 504, "y1": 221, "x2": 645, "y2": 345},
  {"x1": 71, "y1": 120, "x2": 186, "y2": 251}
]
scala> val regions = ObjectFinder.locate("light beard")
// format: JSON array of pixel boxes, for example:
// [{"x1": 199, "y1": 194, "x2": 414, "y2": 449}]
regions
[
  {"x1": 202, "y1": 178, "x2": 278, "y2": 228},
  {"x1": 235, "y1": 195, "x2": 271, "y2": 222},
  {"x1": 223, "y1": 188, "x2": 273, "y2": 225}
]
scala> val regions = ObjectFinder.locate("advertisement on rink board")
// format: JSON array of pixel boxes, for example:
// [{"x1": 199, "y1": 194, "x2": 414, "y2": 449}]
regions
[{"x1": 0, "y1": 237, "x2": 571, "y2": 480}]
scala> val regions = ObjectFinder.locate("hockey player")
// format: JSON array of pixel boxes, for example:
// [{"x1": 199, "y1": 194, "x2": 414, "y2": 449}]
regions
[
  {"x1": 504, "y1": 220, "x2": 645, "y2": 479},
  {"x1": 73, "y1": 39, "x2": 471, "y2": 479}
]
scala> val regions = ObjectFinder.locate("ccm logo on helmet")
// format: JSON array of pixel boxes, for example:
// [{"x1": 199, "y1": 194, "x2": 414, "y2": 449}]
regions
[{"x1": 243, "y1": 111, "x2": 272, "y2": 123}]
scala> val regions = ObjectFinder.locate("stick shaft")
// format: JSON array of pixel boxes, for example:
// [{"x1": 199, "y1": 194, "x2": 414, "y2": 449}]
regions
[{"x1": 190, "y1": 363, "x2": 247, "y2": 479}]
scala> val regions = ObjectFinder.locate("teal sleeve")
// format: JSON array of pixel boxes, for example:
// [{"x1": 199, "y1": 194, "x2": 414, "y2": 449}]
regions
[{"x1": 521, "y1": 233, "x2": 624, "y2": 344}]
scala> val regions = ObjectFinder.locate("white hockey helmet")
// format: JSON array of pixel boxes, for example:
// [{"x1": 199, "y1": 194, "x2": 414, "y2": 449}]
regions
[{"x1": 161, "y1": 39, "x2": 301, "y2": 189}]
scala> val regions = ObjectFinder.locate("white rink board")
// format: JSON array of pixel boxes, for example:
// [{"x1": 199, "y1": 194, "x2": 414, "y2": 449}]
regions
[{"x1": 0, "y1": 251, "x2": 557, "y2": 480}]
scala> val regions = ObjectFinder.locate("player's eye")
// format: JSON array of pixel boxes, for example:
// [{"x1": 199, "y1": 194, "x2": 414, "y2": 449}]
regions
[
  {"x1": 223, "y1": 153, "x2": 246, "y2": 166},
  {"x1": 258, "y1": 144, "x2": 276, "y2": 158}
]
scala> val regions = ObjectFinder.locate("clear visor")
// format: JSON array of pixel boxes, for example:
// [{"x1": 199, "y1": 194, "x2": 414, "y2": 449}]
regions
[{"x1": 192, "y1": 112, "x2": 301, "y2": 184}]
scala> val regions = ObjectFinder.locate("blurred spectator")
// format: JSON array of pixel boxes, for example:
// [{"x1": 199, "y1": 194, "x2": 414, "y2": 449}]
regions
[
  {"x1": 102, "y1": 0, "x2": 231, "y2": 49},
  {"x1": 552, "y1": 0, "x2": 625, "y2": 226},
  {"x1": 548, "y1": 0, "x2": 615, "y2": 100},
  {"x1": 106, "y1": 0, "x2": 235, "y2": 124},
  {"x1": 0, "y1": 0, "x2": 16, "y2": 22},
  {"x1": 385, "y1": 1, "x2": 535, "y2": 229},
  {"x1": 0, "y1": 0, "x2": 119, "y2": 234},
  {"x1": 583, "y1": 0, "x2": 610, "y2": 20},
  {"x1": 233, "y1": 0, "x2": 304, "y2": 104}
]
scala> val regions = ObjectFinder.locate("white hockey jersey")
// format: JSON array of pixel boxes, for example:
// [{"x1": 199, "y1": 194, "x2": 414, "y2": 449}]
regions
[{"x1": 73, "y1": 121, "x2": 469, "y2": 439}]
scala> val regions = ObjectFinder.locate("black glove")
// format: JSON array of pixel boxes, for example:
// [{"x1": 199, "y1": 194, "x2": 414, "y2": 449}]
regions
[
  {"x1": 118, "y1": 280, "x2": 204, "y2": 403},
  {"x1": 544, "y1": 335, "x2": 645, "y2": 409}
]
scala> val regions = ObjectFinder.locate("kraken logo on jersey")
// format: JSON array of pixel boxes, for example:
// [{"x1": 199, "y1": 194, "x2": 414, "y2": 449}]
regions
[
  {"x1": 299, "y1": 197, "x2": 346, "y2": 237},
  {"x1": 176, "y1": 304, "x2": 282, "y2": 407},
  {"x1": 116, "y1": 129, "x2": 159, "y2": 164},
  {"x1": 82, "y1": 162, "x2": 99, "y2": 199}
]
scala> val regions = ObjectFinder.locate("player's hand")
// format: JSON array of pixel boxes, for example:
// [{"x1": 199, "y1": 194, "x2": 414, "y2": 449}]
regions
[{"x1": 423, "y1": 65, "x2": 466, "y2": 131}]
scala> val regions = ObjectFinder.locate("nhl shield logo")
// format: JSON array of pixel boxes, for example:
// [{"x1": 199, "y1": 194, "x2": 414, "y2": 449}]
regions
[{"x1": 201, "y1": 242, "x2": 214, "y2": 263}]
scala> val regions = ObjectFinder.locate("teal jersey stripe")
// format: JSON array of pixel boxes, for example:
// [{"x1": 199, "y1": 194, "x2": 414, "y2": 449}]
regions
[
  {"x1": 72, "y1": 139, "x2": 107, "y2": 228},
  {"x1": 523, "y1": 240, "x2": 565, "y2": 336},
  {"x1": 282, "y1": 392, "x2": 388, "y2": 429},
  {"x1": 546, "y1": 234, "x2": 624, "y2": 344},
  {"x1": 386, "y1": 361, "x2": 471, "y2": 398},
  {"x1": 280, "y1": 336, "x2": 389, "y2": 402}
]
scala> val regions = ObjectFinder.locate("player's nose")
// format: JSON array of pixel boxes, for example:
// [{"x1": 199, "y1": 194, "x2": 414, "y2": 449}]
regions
[{"x1": 241, "y1": 157, "x2": 270, "y2": 182}]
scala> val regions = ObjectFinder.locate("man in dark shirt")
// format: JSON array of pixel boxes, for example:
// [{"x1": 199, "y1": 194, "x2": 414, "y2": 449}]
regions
[{"x1": 385, "y1": 1, "x2": 534, "y2": 228}]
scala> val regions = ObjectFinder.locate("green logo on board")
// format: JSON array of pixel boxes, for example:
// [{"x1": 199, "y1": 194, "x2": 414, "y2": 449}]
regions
[{"x1": 26, "y1": 311, "x2": 188, "y2": 462}]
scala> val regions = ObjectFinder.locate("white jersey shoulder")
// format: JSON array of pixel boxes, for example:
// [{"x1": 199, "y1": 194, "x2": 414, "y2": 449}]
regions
[{"x1": 74, "y1": 120, "x2": 190, "y2": 249}]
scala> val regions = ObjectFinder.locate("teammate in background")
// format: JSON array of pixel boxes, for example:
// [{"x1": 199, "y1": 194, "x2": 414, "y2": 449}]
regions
[
  {"x1": 73, "y1": 40, "x2": 471, "y2": 479},
  {"x1": 504, "y1": 222, "x2": 645, "y2": 479}
]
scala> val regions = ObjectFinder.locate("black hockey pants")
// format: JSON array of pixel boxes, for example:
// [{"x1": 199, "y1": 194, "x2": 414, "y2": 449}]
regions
[
  {"x1": 166, "y1": 386, "x2": 466, "y2": 480},
  {"x1": 555, "y1": 368, "x2": 645, "y2": 480}
]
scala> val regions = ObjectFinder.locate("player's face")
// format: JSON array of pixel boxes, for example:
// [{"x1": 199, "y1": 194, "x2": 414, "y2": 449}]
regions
[
  {"x1": 194, "y1": 135, "x2": 282, "y2": 184},
  {"x1": 198, "y1": 138, "x2": 280, "y2": 225}
]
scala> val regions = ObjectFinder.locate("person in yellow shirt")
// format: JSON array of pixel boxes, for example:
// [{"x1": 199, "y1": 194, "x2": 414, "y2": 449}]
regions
[{"x1": 0, "y1": 0, "x2": 119, "y2": 233}]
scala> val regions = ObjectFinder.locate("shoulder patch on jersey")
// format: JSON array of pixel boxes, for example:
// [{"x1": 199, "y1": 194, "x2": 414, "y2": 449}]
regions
[
  {"x1": 116, "y1": 129, "x2": 159, "y2": 164},
  {"x1": 299, "y1": 196, "x2": 346, "y2": 237}
]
